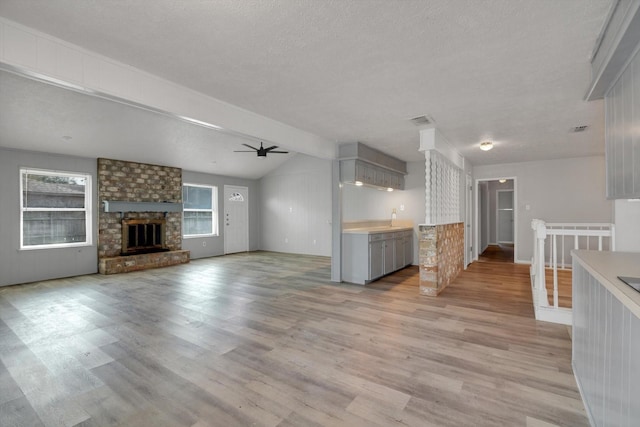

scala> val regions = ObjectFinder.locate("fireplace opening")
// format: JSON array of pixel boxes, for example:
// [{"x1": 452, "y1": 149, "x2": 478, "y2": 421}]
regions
[{"x1": 121, "y1": 218, "x2": 168, "y2": 255}]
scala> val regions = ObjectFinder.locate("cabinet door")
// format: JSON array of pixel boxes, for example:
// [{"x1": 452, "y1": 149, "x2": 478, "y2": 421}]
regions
[
  {"x1": 355, "y1": 162, "x2": 366, "y2": 182},
  {"x1": 394, "y1": 236, "x2": 404, "y2": 270},
  {"x1": 403, "y1": 233, "x2": 413, "y2": 266},
  {"x1": 369, "y1": 240, "x2": 384, "y2": 279},
  {"x1": 383, "y1": 239, "x2": 395, "y2": 275},
  {"x1": 364, "y1": 165, "x2": 375, "y2": 185}
]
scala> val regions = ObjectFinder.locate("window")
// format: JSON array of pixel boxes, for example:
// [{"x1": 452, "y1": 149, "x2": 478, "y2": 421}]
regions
[
  {"x1": 20, "y1": 168, "x2": 92, "y2": 249},
  {"x1": 183, "y1": 184, "x2": 218, "y2": 237}
]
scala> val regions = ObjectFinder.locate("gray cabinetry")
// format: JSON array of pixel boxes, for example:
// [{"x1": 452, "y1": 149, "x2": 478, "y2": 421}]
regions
[
  {"x1": 605, "y1": 47, "x2": 640, "y2": 199},
  {"x1": 340, "y1": 159, "x2": 405, "y2": 190},
  {"x1": 572, "y1": 252, "x2": 640, "y2": 426},
  {"x1": 343, "y1": 229, "x2": 413, "y2": 285},
  {"x1": 368, "y1": 234, "x2": 384, "y2": 280}
]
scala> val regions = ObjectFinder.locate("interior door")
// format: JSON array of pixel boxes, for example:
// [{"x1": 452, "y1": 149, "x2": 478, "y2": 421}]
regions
[
  {"x1": 497, "y1": 190, "x2": 514, "y2": 243},
  {"x1": 224, "y1": 185, "x2": 249, "y2": 254}
]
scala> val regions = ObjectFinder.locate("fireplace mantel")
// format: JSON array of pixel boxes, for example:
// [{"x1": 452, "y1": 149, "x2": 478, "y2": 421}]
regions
[{"x1": 103, "y1": 201, "x2": 183, "y2": 213}]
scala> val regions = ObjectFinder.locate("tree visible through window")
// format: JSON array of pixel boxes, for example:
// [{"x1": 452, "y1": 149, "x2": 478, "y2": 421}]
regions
[
  {"x1": 20, "y1": 168, "x2": 92, "y2": 248},
  {"x1": 183, "y1": 184, "x2": 218, "y2": 237}
]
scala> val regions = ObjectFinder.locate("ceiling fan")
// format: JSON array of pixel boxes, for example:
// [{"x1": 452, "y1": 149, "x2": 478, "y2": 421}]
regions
[{"x1": 234, "y1": 142, "x2": 289, "y2": 157}]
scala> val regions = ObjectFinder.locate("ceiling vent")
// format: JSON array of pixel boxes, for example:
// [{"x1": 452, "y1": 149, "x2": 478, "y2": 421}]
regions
[
  {"x1": 572, "y1": 125, "x2": 589, "y2": 132},
  {"x1": 410, "y1": 115, "x2": 433, "y2": 126}
]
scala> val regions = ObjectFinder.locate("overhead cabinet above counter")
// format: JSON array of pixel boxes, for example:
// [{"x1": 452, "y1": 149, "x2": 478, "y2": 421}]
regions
[
  {"x1": 338, "y1": 142, "x2": 407, "y2": 190},
  {"x1": 340, "y1": 159, "x2": 404, "y2": 190}
]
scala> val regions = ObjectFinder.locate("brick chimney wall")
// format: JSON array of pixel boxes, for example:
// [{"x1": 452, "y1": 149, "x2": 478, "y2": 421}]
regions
[{"x1": 97, "y1": 158, "x2": 183, "y2": 259}]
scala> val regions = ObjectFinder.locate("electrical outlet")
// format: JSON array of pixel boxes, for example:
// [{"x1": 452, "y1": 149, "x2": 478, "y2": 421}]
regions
[
  {"x1": 202, "y1": 241, "x2": 206, "y2": 247},
  {"x1": 400, "y1": 204, "x2": 405, "y2": 211}
]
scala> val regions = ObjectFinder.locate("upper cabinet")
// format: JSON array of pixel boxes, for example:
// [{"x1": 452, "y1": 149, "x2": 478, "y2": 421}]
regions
[
  {"x1": 585, "y1": 1, "x2": 640, "y2": 199},
  {"x1": 606, "y1": 51, "x2": 640, "y2": 199},
  {"x1": 338, "y1": 142, "x2": 407, "y2": 191}
]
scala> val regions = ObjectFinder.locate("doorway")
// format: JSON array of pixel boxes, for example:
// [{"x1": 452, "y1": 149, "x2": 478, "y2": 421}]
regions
[
  {"x1": 497, "y1": 189, "x2": 514, "y2": 244},
  {"x1": 224, "y1": 185, "x2": 249, "y2": 254},
  {"x1": 475, "y1": 178, "x2": 517, "y2": 263}
]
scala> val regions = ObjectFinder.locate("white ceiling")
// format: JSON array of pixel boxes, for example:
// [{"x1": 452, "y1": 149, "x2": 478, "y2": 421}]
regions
[
  {"x1": 0, "y1": 0, "x2": 613, "y2": 177},
  {"x1": 0, "y1": 70, "x2": 295, "y2": 179}
]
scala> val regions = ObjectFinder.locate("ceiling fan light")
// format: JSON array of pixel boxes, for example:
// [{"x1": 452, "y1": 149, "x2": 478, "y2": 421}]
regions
[{"x1": 480, "y1": 141, "x2": 494, "y2": 151}]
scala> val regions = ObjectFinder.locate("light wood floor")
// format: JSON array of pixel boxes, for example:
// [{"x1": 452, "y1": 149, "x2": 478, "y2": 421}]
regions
[
  {"x1": 480, "y1": 244, "x2": 573, "y2": 308},
  {"x1": 0, "y1": 252, "x2": 587, "y2": 426}
]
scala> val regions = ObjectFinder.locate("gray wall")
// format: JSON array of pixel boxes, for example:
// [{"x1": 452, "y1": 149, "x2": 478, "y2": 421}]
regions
[
  {"x1": 259, "y1": 154, "x2": 332, "y2": 256},
  {"x1": 182, "y1": 170, "x2": 261, "y2": 258},
  {"x1": 474, "y1": 156, "x2": 612, "y2": 263},
  {"x1": 0, "y1": 147, "x2": 98, "y2": 287},
  {"x1": 343, "y1": 161, "x2": 426, "y2": 265}
]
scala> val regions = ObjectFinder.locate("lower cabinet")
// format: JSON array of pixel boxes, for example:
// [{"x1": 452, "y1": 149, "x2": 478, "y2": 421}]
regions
[{"x1": 343, "y1": 230, "x2": 413, "y2": 285}]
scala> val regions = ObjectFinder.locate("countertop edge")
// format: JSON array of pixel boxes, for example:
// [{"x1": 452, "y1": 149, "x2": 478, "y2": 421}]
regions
[
  {"x1": 342, "y1": 226, "x2": 414, "y2": 235},
  {"x1": 572, "y1": 250, "x2": 640, "y2": 318}
]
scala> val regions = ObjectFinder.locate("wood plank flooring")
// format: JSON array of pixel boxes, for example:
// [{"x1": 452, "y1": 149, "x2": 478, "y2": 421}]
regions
[
  {"x1": 0, "y1": 251, "x2": 587, "y2": 426},
  {"x1": 479, "y1": 244, "x2": 574, "y2": 308}
]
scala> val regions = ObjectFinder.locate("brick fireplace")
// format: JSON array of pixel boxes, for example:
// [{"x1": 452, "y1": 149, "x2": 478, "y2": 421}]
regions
[{"x1": 97, "y1": 158, "x2": 189, "y2": 274}]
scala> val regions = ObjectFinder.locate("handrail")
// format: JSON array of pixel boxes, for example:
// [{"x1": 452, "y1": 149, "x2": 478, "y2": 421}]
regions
[{"x1": 530, "y1": 219, "x2": 615, "y2": 324}]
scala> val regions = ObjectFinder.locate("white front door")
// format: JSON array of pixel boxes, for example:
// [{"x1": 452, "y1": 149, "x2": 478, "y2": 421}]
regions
[{"x1": 224, "y1": 185, "x2": 249, "y2": 254}]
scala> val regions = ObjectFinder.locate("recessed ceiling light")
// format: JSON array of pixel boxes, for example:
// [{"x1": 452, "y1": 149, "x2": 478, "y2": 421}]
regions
[{"x1": 480, "y1": 141, "x2": 493, "y2": 151}]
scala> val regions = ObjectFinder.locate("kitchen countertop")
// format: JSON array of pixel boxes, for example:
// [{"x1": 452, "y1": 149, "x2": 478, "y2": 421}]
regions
[
  {"x1": 572, "y1": 250, "x2": 640, "y2": 318},
  {"x1": 342, "y1": 225, "x2": 414, "y2": 235}
]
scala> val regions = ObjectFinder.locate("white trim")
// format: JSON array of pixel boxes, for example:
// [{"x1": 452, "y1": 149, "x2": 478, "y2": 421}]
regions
[
  {"x1": 474, "y1": 177, "x2": 518, "y2": 261},
  {"x1": 533, "y1": 305, "x2": 572, "y2": 325},
  {"x1": 418, "y1": 128, "x2": 464, "y2": 169},
  {"x1": 19, "y1": 167, "x2": 92, "y2": 250},
  {"x1": 182, "y1": 183, "x2": 218, "y2": 237}
]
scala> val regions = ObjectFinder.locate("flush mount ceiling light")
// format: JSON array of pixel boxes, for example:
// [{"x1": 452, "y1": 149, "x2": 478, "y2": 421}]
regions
[
  {"x1": 387, "y1": 187, "x2": 394, "y2": 192},
  {"x1": 499, "y1": 179, "x2": 507, "y2": 183},
  {"x1": 480, "y1": 141, "x2": 494, "y2": 151},
  {"x1": 355, "y1": 181, "x2": 363, "y2": 187}
]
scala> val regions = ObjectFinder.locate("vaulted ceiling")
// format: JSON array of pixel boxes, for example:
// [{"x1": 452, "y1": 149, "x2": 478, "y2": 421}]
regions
[{"x1": 0, "y1": 0, "x2": 613, "y2": 178}]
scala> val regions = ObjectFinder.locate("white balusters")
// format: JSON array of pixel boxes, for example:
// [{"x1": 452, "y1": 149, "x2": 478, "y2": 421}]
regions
[{"x1": 530, "y1": 220, "x2": 615, "y2": 324}]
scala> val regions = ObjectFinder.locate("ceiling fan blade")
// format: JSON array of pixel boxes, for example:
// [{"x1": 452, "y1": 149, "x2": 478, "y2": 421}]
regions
[
  {"x1": 242, "y1": 143, "x2": 258, "y2": 150},
  {"x1": 268, "y1": 150, "x2": 289, "y2": 154},
  {"x1": 263, "y1": 145, "x2": 279, "y2": 151},
  {"x1": 233, "y1": 150, "x2": 256, "y2": 152}
]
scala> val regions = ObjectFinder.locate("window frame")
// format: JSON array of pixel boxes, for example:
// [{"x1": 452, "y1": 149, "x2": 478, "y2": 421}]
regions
[
  {"x1": 182, "y1": 183, "x2": 218, "y2": 238},
  {"x1": 19, "y1": 167, "x2": 93, "y2": 250}
]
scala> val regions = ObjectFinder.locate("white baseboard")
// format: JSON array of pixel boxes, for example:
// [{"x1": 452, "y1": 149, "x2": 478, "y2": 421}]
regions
[{"x1": 534, "y1": 305, "x2": 572, "y2": 325}]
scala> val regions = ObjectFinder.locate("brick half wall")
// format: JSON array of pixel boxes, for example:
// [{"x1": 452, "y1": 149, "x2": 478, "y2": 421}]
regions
[{"x1": 418, "y1": 222, "x2": 464, "y2": 296}]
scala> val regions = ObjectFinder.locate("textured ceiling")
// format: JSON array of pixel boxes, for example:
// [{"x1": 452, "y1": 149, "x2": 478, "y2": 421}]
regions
[
  {"x1": 0, "y1": 0, "x2": 612, "y2": 171},
  {"x1": 0, "y1": 71, "x2": 294, "y2": 179}
]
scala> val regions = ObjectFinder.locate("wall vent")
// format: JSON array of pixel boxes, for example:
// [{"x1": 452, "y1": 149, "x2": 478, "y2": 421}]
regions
[
  {"x1": 410, "y1": 115, "x2": 433, "y2": 126},
  {"x1": 572, "y1": 125, "x2": 589, "y2": 132}
]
